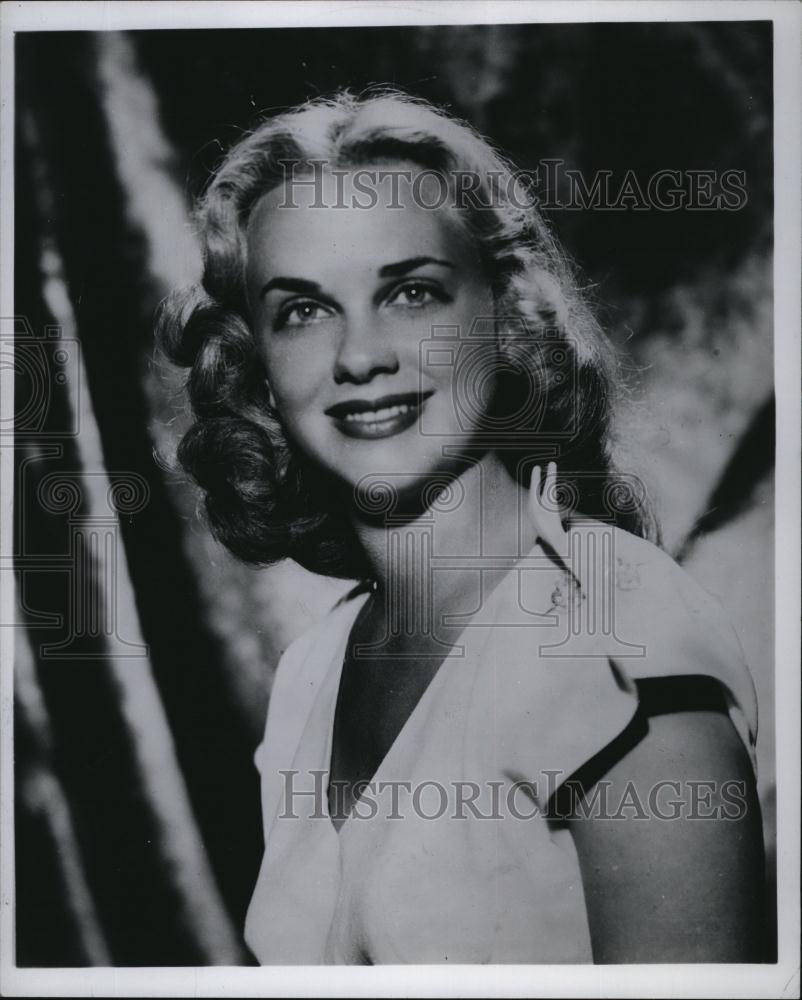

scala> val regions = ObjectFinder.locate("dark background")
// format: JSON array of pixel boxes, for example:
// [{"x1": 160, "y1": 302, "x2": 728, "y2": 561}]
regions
[{"x1": 13, "y1": 22, "x2": 775, "y2": 965}]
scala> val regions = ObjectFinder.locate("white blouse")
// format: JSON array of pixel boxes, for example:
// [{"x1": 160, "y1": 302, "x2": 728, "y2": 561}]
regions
[{"x1": 244, "y1": 521, "x2": 758, "y2": 964}]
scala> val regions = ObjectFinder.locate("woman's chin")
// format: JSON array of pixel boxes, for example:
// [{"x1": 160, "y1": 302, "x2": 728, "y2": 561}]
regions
[
  {"x1": 348, "y1": 475, "x2": 450, "y2": 523},
  {"x1": 323, "y1": 458, "x2": 463, "y2": 520},
  {"x1": 354, "y1": 457, "x2": 455, "y2": 488}
]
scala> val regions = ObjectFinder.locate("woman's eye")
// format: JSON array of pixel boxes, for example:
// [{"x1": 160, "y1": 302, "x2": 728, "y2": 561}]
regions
[
  {"x1": 274, "y1": 300, "x2": 331, "y2": 330},
  {"x1": 385, "y1": 281, "x2": 445, "y2": 309}
]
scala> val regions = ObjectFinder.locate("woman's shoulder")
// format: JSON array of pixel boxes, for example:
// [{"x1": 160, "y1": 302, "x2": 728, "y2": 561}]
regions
[
  {"x1": 569, "y1": 514, "x2": 705, "y2": 595},
  {"x1": 570, "y1": 517, "x2": 748, "y2": 663},
  {"x1": 557, "y1": 528, "x2": 765, "y2": 961},
  {"x1": 491, "y1": 517, "x2": 759, "y2": 794},
  {"x1": 579, "y1": 518, "x2": 756, "y2": 735}
]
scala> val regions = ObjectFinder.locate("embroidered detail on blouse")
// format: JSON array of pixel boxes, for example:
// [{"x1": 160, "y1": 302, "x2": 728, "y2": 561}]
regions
[
  {"x1": 615, "y1": 556, "x2": 644, "y2": 591},
  {"x1": 549, "y1": 569, "x2": 585, "y2": 611}
]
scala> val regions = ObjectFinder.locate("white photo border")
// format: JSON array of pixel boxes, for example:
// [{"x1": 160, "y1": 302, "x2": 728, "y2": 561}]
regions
[{"x1": 1, "y1": 2, "x2": 799, "y2": 997}]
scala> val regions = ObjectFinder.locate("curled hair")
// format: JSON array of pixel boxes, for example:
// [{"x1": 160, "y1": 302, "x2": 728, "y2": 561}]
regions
[{"x1": 157, "y1": 88, "x2": 658, "y2": 578}]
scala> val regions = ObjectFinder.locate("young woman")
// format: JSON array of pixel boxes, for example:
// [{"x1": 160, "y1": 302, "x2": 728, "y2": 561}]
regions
[{"x1": 158, "y1": 90, "x2": 765, "y2": 964}]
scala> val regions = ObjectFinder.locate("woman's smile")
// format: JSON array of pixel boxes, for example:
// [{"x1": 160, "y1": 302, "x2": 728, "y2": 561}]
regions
[{"x1": 325, "y1": 390, "x2": 435, "y2": 439}]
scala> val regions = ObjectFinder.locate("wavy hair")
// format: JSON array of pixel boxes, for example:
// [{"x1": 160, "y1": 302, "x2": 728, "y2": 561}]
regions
[{"x1": 157, "y1": 88, "x2": 658, "y2": 579}]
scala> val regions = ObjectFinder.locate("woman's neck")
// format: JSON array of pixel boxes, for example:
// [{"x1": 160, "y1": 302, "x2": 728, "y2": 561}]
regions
[{"x1": 349, "y1": 451, "x2": 531, "y2": 617}]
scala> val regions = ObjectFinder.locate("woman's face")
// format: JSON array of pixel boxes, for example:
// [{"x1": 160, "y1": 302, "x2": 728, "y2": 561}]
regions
[{"x1": 245, "y1": 163, "x2": 497, "y2": 500}]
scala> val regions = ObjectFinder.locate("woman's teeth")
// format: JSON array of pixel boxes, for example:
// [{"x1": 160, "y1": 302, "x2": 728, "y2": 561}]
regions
[{"x1": 343, "y1": 403, "x2": 411, "y2": 423}]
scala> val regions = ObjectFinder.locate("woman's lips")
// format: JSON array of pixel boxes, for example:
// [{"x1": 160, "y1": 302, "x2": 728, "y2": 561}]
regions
[{"x1": 325, "y1": 391, "x2": 433, "y2": 440}]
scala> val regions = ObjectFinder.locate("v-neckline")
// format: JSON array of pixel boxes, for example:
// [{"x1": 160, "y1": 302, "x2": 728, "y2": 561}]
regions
[
  {"x1": 322, "y1": 591, "x2": 458, "y2": 838},
  {"x1": 319, "y1": 541, "x2": 546, "y2": 838}
]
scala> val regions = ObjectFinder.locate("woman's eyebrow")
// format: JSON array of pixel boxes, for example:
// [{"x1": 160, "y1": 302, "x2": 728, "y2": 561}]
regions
[
  {"x1": 259, "y1": 257, "x2": 453, "y2": 298},
  {"x1": 378, "y1": 256, "x2": 454, "y2": 278},
  {"x1": 260, "y1": 276, "x2": 322, "y2": 298}
]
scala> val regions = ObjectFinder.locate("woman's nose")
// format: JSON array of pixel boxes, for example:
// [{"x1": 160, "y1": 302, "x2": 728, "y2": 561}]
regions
[{"x1": 333, "y1": 317, "x2": 400, "y2": 385}]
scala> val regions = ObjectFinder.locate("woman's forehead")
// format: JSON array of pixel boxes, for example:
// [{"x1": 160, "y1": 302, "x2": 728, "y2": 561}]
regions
[
  {"x1": 246, "y1": 165, "x2": 479, "y2": 278},
  {"x1": 255, "y1": 160, "x2": 453, "y2": 211}
]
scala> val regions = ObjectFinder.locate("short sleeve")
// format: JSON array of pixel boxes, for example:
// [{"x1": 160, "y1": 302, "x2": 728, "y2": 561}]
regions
[{"x1": 493, "y1": 522, "x2": 759, "y2": 804}]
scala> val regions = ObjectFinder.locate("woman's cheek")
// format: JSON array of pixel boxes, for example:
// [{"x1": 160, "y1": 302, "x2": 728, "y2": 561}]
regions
[{"x1": 266, "y1": 340, "x2": 328, "y2": 402}]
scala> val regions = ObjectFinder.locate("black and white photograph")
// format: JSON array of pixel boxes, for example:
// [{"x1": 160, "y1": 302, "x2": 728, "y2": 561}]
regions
[{"x1": 1, "y1": 1, "x2": 799, "y2": 996}]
